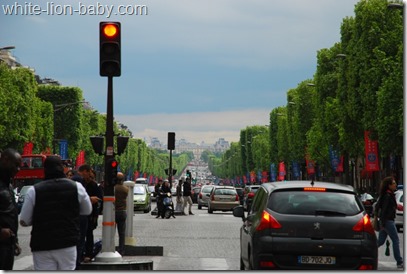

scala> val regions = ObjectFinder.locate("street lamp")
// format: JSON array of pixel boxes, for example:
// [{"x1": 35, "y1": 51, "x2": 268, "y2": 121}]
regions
[
  {"x1": 53, "y1": 100, "x2": 88, "y2": 154},
  {"x1": 0, "y1": 46, "x2": 15, "y2": 51}
]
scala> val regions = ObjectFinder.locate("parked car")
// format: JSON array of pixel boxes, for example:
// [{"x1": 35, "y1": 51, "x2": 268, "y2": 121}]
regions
[
  {"x1": 197, "y1": 185, "x2": 214, "y2": 209},
  {"x1": 17, "y1": 185, "x2": 33, "y2": 214},
  {"x1": 191, "y1": 187, "x2": 201, "y2": 204},
  {"x1": 395, "y1": 189, "x2": 404, "y2": 232},
  {"x1": 207, "y1": 186, "x2": 240, "y2": 213},
  {"x1": 133, "y1": 184, "x2": 151, "y2": 213},
  {"x1": 243, "y1": 185, "x2": 260, "y2": 211},
  {"x1": 235, "y1": 187, "x2": 244, "y2": 205},
  {"x1": 233, "y1": 181, "x2": 378, "y2": 270}
]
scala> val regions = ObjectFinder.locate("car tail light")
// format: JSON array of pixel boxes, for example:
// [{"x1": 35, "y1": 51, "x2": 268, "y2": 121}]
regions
[
  {"x1": 211, "y1": 194, "x2": 214, "y2": 201},
  {"x1": 358, "y1": 264, "x2": 374, "y2": 270},
  {"x1": 397, "y1": 204, "x2": 403, "y2": 211},
  {"x1": 256, "y1": 210, "x2": 282, "y2": 231},
  {"x1": 260, "y1": 261, "x2": 276, "y2": 268},
  {"x1": 248, "y1": 192, "x2": 255, "y2": 198},
  {"x1": 303, "y1": 187, "x2": 326, "y2": 192},
  {"x1": 352, "y1": 214, "x2": 375, "y2": 235},
  {"x1": 235, "y1": 194, "x2": 239, "y2": 201},
  {"x1": 199, "y1": 193, "x2": 202, "y2": 199}
]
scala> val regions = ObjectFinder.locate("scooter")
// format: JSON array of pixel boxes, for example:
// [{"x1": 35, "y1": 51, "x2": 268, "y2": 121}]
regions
[{"x1": 162, "y1": 192, "x2": 176, "y2": 219}]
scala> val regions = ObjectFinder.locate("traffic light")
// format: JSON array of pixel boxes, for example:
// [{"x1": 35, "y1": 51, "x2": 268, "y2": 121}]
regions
[
  {"x1": 106, "y1": 158, "x2": 118, "y2": 186},
  {"x1": 100, "y1": 22, "x2": 121, "y2": 77},
  {"x1": 167, "y1": 132, "x2": 175, "y2": 150}
]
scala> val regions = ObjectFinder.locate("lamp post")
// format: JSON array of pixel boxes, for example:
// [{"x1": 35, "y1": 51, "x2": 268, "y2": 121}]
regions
[{"x1": 53, "y1": 100, "x2": 88, "y2": 154}]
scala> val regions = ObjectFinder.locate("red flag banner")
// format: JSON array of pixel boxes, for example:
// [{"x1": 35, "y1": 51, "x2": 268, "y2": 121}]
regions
[
  {"x1": 306, "y1": 155, "x2": 315, "y2": 175},
  {"x1": 278, "y1": 162, "x2": 286, "y2": 181},
  {"x1": 364, "y1": 131, "x2": 379, "y2": 171},
  {"x1": 23, "y1": 142, "x2": 34, "y2": 155},
  {"x1": 261, "y1": 171, "x2": 268, "y2": 183},
  {"x1": 75, "y1": 150, "x2": 85, "y2": 168},
  {"x1": 336, "y1": 156, "x2": 344, "y2": 172},
  {"x1": 250, "y1": 171, "x2": 256, "y2": 183},
  {"x1": 243, "y1": 175, "x2": 247, "y2": 184}
]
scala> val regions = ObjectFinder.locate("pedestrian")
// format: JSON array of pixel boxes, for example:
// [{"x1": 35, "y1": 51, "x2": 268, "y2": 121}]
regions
[
  {"x1": 114, "y1": 172, "x2": 128, "y2": 255},
  {"x1": 182, "y1": 177, "x2": 194, "y2": 215},
  {"x1": 375, "y1": 176, "x2": 403, "y2": 269},
  {"x1": 175, "y1": 179, "x2": 183, "y2": 212},
  {"x1": 154, "y1": 179, "x2": 164, "y2": 218},
  {"x1": 76, "y1": 164, "x2": 102, "y2": 263},
  {"x1": 65, "y1": 170, "x2": 74, "y2": 179},
  {"x1": 19, "y1": 156, "x2": 92, "y2": 270},
  {"x1": 0, "y1": 148, "x2": 22, "y2": 270}
]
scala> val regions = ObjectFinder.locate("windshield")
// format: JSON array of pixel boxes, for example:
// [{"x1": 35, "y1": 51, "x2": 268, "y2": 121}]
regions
[
  {"x1": 268, "y1": 190, "x2": 362, "y2": 216},
  {"x1": 134, "y1": 186, "x2": 146, "y2": 195}
]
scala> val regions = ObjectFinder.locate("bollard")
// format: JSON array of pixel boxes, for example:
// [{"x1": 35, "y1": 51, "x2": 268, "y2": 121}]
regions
[{"x1": 124, "y1": 180, "x2": 136, "y2": 246}]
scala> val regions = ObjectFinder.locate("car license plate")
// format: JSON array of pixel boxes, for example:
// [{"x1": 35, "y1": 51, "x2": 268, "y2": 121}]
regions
[{"x1": 298, "y1": 256, "x2": 336, "y2": 265}]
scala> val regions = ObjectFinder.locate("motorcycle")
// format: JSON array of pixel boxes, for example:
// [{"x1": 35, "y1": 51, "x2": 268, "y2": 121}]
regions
[
  {"x1": 158, "y1": 191, "x2": 175, "y2": 219},
  {"x1": 360, "y1": 192, "x2": 375, "y2": 217}
]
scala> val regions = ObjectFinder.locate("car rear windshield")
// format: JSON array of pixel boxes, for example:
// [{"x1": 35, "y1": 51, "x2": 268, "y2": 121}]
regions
[
  {"x1": 268, "y1": 190, "x2": 362, "y2": 216},
  {"x1": 202, "y1": 186, "x2": 214, "y2": 193},
  {"x1": 214, "y1": 188, "x2": 236, "y2": 195}
]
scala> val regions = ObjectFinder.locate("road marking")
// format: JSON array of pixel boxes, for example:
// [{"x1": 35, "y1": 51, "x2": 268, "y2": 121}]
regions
[
  {"x1": 13, "y1": 255, "x2": 33, "y2": 270},
  {"x1": 200, "y1": 258, "x2": 229, "y2": 270}
]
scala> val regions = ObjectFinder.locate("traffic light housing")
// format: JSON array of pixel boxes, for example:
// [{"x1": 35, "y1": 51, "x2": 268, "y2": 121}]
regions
[
  {"x1": 100, "y1": 22, "x2": 121, "y2": 77},
  {"x1": 167, "y1": 132, "x2": 175, "y2": 150},
  {"x1": 106, "y1": 158, "x2": 118, "y2": 186}
]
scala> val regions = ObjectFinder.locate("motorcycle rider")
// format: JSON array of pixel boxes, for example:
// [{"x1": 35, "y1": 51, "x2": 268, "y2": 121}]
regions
[{"x1": 160, "y1": 180, "x2": 175, "y2": 218}]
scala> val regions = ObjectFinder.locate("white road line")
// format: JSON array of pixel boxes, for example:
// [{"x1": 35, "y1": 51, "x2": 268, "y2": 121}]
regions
[{"x1": 13, "y1": 255, "x2": 33, "y2": 270}]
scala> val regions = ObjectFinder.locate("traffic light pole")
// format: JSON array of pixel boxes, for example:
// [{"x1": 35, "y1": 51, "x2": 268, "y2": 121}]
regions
[{"x1": 96, "y1": 76, "x2": 121, "y2": 262}]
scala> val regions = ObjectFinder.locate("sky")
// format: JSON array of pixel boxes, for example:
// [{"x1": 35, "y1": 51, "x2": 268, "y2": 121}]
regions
[{"x1": 1, "y1": 0, "x2": 361, "y2": 145}]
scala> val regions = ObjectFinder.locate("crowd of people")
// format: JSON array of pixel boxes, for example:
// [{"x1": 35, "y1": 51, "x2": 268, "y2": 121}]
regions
[{"x1": 1, "y1": 147, "x2": 403, "y2": 270}]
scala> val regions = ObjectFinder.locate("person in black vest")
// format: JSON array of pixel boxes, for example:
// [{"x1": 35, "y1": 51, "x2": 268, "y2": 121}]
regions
[
  {"x1": 0, "y1": 148, "x2": 22, "y2": 270},
  {"x1": 182, "y1": 177, "x2": 194, "y2": 215},
  {"x1": 19, "y1": 156, "x2": 92, "y2": 270},
  {"x1": 154, "y1": 179, "x2": 164, "y2": 218}
]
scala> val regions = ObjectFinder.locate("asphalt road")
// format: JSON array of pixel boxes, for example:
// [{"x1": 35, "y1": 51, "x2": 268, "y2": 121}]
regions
[{"x1": 13, "y1": 202, "x2": 404, "y2": 271}]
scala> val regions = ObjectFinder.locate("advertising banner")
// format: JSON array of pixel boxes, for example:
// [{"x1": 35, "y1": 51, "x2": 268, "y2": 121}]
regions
[{"x1": 364, "y1": 131, "x2": 379, "y2": 171}]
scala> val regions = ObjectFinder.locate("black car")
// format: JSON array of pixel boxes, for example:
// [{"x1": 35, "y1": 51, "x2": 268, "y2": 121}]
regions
[{"x1": 233, "y1": 181, "x2": 378, "y2": 270}]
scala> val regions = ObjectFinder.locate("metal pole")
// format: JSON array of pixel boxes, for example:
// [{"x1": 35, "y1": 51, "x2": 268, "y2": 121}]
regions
[
  {"x1": 169, "y1": 149, "x2": 173, "y2": 188},
  {"x1": 96, "y1": 76, "x2": 122, "y2": 262},
  {"x1": 124, "y1": 180, "x2": 136, "y2": 246}
]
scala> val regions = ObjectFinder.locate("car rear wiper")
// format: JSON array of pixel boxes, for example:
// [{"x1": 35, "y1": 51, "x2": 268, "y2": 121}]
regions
[{"x1": 314, "y1": 210, "x2": 347, "y2": 216}]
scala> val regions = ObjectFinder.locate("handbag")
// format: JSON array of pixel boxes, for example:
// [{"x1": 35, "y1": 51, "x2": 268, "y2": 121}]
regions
[{"x1": 372, "y1": 215, "x2": 380, "y2": 232}]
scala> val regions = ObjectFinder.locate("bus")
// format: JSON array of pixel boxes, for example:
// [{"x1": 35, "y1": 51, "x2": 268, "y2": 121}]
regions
[{"x1": 13, "y1": 154, "x2": 71, "y2": 190}]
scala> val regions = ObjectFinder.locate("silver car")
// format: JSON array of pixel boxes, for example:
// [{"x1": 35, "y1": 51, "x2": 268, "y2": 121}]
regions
[
  {"x1": 197, "y1": 185, "x2": 214, "y2": 209},
  {"x1": 395, "y1": 189, "x2": 403, "y2": 232}
]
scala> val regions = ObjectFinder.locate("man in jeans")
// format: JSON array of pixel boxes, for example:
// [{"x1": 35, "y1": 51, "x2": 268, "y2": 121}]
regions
[{"x1": 114, "y1": 172, "x2": 128, "y2": 255}]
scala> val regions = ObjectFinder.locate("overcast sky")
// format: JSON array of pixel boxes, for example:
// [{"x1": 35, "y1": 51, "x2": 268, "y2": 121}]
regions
[{"x1": 1, "y1": 0, "x2": 360, "y2": 145}]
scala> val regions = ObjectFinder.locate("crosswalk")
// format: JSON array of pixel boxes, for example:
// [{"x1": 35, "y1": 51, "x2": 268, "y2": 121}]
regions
[{"x1": 12, "y1": 254, "x2": 403, "y2": 271}]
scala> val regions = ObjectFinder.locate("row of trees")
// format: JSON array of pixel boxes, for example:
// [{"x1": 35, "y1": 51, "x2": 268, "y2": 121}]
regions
[
  {"x1": 0, "y1": 63, "x2": 193, "y2": 179},
  {"x1": 209, "y1": 0, "x2": 403, "y2": 192}
]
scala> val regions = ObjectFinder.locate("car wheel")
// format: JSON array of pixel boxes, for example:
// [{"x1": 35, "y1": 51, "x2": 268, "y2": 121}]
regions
[
  {"x1": 198, "y1": 203, "x2": 202, "y2": 210},
  {"x1": 208, "y1": 206, "x2": 213, "y2": 214}
]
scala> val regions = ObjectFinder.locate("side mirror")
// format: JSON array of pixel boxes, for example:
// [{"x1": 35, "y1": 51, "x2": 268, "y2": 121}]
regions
[{"x1": 233, "y1": 205, "x2": 245, "y2": 221}]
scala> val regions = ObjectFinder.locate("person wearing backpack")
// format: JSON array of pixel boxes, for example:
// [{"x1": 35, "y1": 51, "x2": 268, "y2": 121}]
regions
[{"x1": 375, "y1": 176, "x2": 403, "y2": 269}]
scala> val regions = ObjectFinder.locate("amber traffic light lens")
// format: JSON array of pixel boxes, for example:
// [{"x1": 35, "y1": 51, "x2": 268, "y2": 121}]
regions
[{"x1": 103, "y1": 24, "x2": 118, "y2": 38}]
